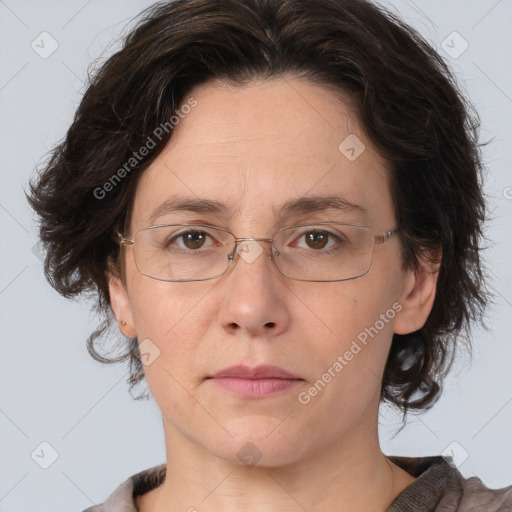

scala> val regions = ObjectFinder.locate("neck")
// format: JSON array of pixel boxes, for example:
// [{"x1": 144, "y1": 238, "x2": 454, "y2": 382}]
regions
[{"x1": 137, "y1": 408, "x2": 415, "y2": 512}]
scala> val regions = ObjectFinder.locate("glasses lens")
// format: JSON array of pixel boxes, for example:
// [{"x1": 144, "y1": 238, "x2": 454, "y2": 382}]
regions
[
  {"x1": 133, "y1": 224, "x2": 235, "y2": 281},
  {"x1": 273, "y1": 223, "x2": 374, "y2": 281},
  {"x1": 131, "y1": 223, "x2": 375, "y2": 282}
]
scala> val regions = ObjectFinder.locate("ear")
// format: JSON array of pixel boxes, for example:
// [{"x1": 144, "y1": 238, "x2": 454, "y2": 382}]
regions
[
  {"x1": 393, "y1": 252, "x2": 441, "y2": 335},
  {"x1": 108, "y1": 271, "x2": 137, "y2": 338}
]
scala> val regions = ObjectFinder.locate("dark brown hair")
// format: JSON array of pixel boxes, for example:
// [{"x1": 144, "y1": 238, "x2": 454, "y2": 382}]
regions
[{"x1": 27, "y1": 0, "x2": 488, "y2": 419}]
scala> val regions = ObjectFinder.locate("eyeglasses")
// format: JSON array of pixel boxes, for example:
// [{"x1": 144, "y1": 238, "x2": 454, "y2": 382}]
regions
[{"x1": 117, "y1": 222, "x2": 400, "y2": 282}]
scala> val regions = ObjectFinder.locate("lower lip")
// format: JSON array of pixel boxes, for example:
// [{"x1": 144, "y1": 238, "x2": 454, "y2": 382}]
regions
[{"x1": 209, "y1": 377, "x2": 302, "y2": 398}]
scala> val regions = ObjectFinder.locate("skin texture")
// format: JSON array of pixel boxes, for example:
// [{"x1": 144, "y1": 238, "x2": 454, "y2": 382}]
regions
[{"x1": 109, "y1": 76, "x2": 439, "y2": 512}]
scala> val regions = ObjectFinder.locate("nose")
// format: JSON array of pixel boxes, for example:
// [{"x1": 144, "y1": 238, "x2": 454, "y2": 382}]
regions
[{"x1": 217, "y1": 239, "x2": 290, "y2": 337}]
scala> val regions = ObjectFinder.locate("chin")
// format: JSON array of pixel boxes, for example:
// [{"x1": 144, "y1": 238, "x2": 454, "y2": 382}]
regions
[{"x1": 203, "y1": 417, "x2": 306, "y2": 468}]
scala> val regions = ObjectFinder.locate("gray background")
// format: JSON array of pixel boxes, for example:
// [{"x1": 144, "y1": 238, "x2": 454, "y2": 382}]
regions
[{"x1": 0, "y1": 0, "x2": 511, "y2": 510}]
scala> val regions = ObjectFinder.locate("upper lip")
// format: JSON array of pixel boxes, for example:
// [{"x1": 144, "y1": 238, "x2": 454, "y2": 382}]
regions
[{"x1": 208, "y1": 365, "x2": 301, "y2": 380}]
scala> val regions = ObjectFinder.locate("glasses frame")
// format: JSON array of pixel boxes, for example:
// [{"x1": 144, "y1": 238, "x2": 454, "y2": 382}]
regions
[{"x1": 117, "y1": 222, "x2": 400, "y2": 283}]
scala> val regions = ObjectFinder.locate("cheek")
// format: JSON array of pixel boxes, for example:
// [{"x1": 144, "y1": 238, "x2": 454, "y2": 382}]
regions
[
  {"x1": 126, "y1": 275, "x2": 218, "y2": 386},
  {"x1": 296, "y1": 278, "x2": 399, "y2": 396},
  {"x1": 127, "y1": 268, "x2": 209, "y2": 339},
  {"x1": 128, "y1": 279, "x2": 217, "y2": 417},
  {"x1": 294, "y1": 277, "x2": 394, "y2": 344}
]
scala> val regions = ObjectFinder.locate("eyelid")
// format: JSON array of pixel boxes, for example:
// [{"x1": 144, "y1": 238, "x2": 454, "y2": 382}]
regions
[{"x1": 288, "y1": 228, "x2": 340, "y2": 246}]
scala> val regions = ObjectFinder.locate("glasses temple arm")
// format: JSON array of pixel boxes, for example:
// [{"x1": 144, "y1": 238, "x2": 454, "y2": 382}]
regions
[
  {"x1": 374, "y1": 225, "x2": 400, "y2": 244},
  {"x1": 116, "y1": 230, "x2": 134, "y2": 246}
]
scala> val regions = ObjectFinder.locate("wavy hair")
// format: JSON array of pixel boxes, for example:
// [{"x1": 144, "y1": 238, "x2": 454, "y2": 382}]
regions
[{"x1": 27, "y1": 0, "x2": 488, "y2": 419}]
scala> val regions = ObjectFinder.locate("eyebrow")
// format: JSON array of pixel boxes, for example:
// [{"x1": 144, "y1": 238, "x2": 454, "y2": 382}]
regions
[
  {"x1": 146, "y1": 194, "x2": 367, "y2": 225},
  {"x1": 275, "y1": 195, "x2": 367, "y2": 218}
]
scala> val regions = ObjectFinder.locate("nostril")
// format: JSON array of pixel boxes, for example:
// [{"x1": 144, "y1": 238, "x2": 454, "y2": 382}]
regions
[{"x1": 265, "y1": 322, "x2": 276, "y2": 328}]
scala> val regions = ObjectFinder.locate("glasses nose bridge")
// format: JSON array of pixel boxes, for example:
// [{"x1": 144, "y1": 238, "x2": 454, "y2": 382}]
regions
[
  {"x1": 227, "y1": 236, "x2": 277, "y2": 264},
  {"x1": 234, "y1": 236, "x2": 274, "y2": 243}
]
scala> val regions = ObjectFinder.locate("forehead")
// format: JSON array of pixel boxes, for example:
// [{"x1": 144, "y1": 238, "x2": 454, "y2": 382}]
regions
[{"x1": 130, "y1": 76, "x2": 394, "y2": 231}]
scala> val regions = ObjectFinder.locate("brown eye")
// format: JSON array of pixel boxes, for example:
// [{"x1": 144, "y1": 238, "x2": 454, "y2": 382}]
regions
[
  {"x1": 304, "y1": 231, "x2": 330, "y2": 250},
  {"x1": 165, "y1": 230, "x2": 215, "y2": 252},
  {"x1": 181, "y1": 231, "x2": 208, "y2": 250}
]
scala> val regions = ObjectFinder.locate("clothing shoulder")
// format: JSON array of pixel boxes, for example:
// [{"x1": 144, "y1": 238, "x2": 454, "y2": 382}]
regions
[
  {"x1": 80, "y1": 463, "x2": 166, "y2": 512},
  {"x1": 387, "y1": 455, "x2": 512, "y2": 512},
  {"x1": 79, "y1": 458, "x2": 512, "y2": 511},
  {"x1": 457, "y1": 474, "x2": 512, "y2": 511}
]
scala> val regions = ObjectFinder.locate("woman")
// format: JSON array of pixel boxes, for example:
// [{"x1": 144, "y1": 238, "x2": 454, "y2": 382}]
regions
[{"x1": 28, "y1": 0, "x2": 512, "y2": 510}]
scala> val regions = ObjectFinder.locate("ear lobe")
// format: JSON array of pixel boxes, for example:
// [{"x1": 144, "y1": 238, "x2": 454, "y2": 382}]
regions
[
  {"x1": 393, "y1": 255, "x2": 441, "y2": 335},
  {"x1": 108, "y1": 273, "x2": 137, "y2": 338}
]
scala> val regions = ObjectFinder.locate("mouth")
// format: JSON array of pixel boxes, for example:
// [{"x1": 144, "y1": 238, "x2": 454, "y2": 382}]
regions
[{"x1": 206, "y1": 365, "x2": 304, "y2": 398}]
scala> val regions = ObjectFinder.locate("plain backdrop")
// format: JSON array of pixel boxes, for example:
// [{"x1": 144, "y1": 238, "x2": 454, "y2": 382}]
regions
[{"x1": 0, "y1": 1, "x2": 511, "y2": 510}]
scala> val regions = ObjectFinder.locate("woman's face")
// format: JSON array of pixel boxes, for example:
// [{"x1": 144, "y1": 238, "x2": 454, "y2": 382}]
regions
[{"x1": 111, "y1": 76, "x2": 433, "y2": 467}]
